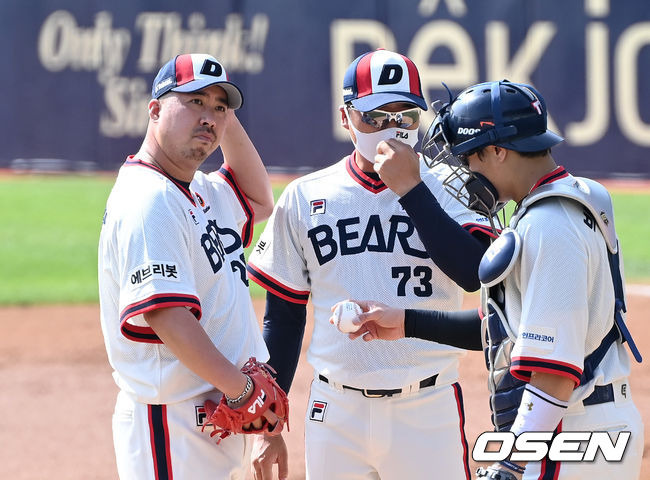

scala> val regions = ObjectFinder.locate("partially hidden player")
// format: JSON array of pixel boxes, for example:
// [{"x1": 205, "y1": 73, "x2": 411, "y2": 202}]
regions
[
  {"x1": 343, "y1": 80, "x2": 644, "y2": 479},
  {"x1": 246, "y1": 49, "x2": 497, "y2": 480},
  {"x1": 98, "y1": 53, "x2": 288, "y2": 479}
]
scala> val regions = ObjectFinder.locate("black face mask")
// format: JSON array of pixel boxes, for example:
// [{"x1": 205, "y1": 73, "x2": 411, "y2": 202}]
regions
[{"x1": 464, "y1": 172, "x2": 503, "y2": 216}]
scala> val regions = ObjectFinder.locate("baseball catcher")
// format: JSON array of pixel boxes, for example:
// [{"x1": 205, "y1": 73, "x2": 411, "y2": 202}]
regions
[{"x1": 202, "y1": 357, "x2": 289, "y2": 443}]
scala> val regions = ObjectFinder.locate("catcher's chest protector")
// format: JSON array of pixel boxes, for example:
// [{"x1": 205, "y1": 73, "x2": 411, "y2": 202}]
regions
[
  {"x1": 478, "y1": 177, "x2": 640, "y2": 432},
  {"x1": 479, "y1": 230, "x2": 525, "y2": 432}
]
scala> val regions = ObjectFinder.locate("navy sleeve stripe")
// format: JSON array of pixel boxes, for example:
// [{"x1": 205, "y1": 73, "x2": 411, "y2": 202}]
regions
[
  {"x1": 462, "y1": 222, "x2": 499, "y2": 239},
  {"x1": 511, "y1": 356, "x2": 582, "y2": 385},
  {"x1": 247, "y1": 264, "x2": 310, "y2": 304},
  {"x1": 120, "y1": 294, "x2": 202, "y2": 343}
]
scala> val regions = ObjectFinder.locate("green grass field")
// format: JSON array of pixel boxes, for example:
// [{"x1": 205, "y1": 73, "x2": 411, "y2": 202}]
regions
[{"x1": 0, "y1": 175, "x2": 648, "y2": 305}]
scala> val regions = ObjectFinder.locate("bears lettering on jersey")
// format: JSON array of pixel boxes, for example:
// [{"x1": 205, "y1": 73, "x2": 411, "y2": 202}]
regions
[
  {"x1": 307, "y1": 214, "x2": 428, "y2": 266},
  {"x1": 200, "y1": 219, "x2": 247, "y2": 285},
  {"x1": 201, "y1": 219, "x2": 228, "y2": 272}
]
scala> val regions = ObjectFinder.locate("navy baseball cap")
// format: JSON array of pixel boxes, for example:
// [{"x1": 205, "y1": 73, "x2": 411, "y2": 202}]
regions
[
  {"x1": 151, "y1": 53, "x2": 243, "y2": 109},
  {"x1": 343, "y1": 49, "x2": 428, "y2": 112}
]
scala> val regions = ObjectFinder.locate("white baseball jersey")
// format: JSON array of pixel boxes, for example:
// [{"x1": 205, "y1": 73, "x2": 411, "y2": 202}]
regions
[
  {"x1": 503, "y1": 167, "x2": 632, "y2": 400},
  {"x1": 499, "y1": 167, "x2": 644, "y2": 479},
  {"x1": 98, "y1": 157, "x2": 268, "y2": 405},
  {"x1": 247, "y1": 153, "x2": 492, "y2": 389}
]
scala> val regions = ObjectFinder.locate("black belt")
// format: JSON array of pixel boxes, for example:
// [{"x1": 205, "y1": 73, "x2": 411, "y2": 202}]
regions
[
  {"x1": 583, "y1": 384, "x2": 615, "y2": 406},
  {"x1": 318, "y1": 374, "x2": 438, "y2": 398}
]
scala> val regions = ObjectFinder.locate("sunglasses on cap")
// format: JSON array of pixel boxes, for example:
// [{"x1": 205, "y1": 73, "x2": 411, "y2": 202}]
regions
[{"x1": 346, "y1": 105, "x2": 421, "y2": 129}]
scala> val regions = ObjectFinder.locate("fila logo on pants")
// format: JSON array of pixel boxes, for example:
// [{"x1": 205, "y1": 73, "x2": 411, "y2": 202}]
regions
[{"x1": 310, "y1": 401, "x2": 328, "y2": 422}]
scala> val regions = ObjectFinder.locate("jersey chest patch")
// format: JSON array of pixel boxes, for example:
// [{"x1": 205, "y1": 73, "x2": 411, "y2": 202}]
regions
[
  {"x1": 128, "y1": 261, "x2": 180, "y2": 287},
  {"x1": 519, "y1": 325, "x2": 557, "y2": 354}
]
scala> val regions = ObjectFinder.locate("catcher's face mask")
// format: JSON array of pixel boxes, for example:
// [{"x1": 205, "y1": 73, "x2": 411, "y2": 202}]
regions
[{"x1": 422, "y1": 102, "x2": 505, "y2": 221}]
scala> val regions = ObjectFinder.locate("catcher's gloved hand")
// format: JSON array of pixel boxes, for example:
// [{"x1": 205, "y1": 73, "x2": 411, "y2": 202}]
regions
[{"x1": 202, "y1": 357, "x2": 289, "y2": 444}]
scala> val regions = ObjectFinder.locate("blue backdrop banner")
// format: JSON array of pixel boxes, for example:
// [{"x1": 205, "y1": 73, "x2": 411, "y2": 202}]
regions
[{"x1": 2, "y1": 0, "x2": 649, "y2": 177}]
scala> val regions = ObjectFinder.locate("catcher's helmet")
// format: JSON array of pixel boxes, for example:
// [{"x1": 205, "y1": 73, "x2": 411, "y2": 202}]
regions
[
  {"x1": 423, "y1": 80, "x2": 563, "y2": 164},
  {"x1": 421, "y1": 80, "x2": 563, "y2": 219}
]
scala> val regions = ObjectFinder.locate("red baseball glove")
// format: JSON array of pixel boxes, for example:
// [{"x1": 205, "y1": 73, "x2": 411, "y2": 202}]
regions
[{"x1": 202, "y1": 357, "x2": 289, "y2": 443}]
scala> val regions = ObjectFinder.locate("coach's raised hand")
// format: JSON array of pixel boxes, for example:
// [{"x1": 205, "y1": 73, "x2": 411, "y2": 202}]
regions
[{"x1": 373, "y1": 139, "x2": 423, "y2": 197}]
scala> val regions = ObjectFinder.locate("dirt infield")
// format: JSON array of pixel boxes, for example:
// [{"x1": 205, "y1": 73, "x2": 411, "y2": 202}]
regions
[{"x1": 1, "y1": 292, "x2": 648, "y2": 479}]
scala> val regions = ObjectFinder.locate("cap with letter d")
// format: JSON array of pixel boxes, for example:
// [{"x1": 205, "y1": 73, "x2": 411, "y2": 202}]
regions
[
  {"x1": 151, "y1": 53, "x2": 243, "y2": 109},
  {"x1": 343, "y1": 49, "x2": 427, "y2": 112}
]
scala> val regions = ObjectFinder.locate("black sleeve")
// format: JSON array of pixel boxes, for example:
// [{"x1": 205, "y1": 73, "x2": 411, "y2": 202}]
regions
[
  {"x1": 399, "y1": 181, "x2": 491, "y2": 292},
  {"x1": 262, "y1": 291, "x2": 307, "y2": 393},
  {"x1": 404, "y1": 308, "x2": 483, "y2": 350}
]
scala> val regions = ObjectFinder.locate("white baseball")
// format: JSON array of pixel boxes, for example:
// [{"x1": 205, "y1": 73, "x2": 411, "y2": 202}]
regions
[{"x1": 333, "y1": 301, "x2": 362, "y2": 333}]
